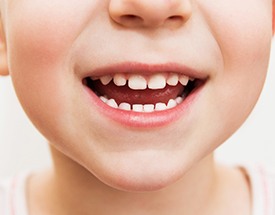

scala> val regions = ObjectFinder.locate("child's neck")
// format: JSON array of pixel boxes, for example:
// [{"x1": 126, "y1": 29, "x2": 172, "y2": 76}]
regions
[{"x1": 28, "y1": 147, "x2": 251, "y2": 215}]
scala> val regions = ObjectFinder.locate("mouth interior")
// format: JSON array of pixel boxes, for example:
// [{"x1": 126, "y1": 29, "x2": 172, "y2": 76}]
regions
[{"x1": 84, "y1": 77, "x2": 200, "y2": 107}]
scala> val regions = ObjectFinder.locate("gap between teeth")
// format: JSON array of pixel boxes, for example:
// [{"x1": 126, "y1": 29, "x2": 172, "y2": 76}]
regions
[
  {"x1": 92, "y1": 73, "x2": 191, "y2": 90},
  {"x1": 100, "y1": 96, "x2": 184, "y2": 112}
]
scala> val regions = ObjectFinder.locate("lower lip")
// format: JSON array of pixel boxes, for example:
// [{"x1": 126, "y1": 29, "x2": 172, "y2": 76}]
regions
[{"x1": 83, "y1": 85, "x2": 204, "y2": 128}]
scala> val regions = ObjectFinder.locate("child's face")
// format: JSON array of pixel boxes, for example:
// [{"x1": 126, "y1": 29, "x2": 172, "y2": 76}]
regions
[{"x1": 0, "y1": 0, "x2": 273, "y2": 191}]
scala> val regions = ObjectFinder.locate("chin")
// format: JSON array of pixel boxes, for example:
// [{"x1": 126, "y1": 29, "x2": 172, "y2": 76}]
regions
[
  {"x1": 97, "y1": 167, "x2": 183, "y2": 192},
  {"x1": 85, "y1": 151, "x2": 189, "y2": 192}
]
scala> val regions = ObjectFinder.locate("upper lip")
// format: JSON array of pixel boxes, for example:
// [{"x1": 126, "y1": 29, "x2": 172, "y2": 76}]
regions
[{"x1": 82, "y1": 62, "x2": 208, "y2": 80}]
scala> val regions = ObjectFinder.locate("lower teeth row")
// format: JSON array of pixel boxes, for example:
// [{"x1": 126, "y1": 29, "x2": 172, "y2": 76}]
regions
[{"x1": 99, "y1": 96, "x2": 184, "y2": 112}]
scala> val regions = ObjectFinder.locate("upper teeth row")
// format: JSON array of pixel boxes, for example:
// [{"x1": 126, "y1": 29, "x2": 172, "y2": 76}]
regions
[{"x1": 91, "y1": 73, "x2": 193, "y2": 90}]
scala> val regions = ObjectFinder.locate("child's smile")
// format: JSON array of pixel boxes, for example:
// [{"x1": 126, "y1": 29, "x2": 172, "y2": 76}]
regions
[{"x1": 83, "y1": 62, "x2": 207, "y2": 127}]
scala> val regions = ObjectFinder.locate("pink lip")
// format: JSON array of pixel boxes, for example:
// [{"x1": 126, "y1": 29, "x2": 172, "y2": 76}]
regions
[{"x1": 82, "y1": 62, "x2": 207, "y2": 128}]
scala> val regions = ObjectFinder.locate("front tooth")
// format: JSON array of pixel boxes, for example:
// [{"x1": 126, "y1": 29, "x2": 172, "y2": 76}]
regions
[
  {"x1": 155, "y1": 103, "x2": 167, "y2": 111},
  {"x1": 144, "y1": 104, "x2": 155, "y2": 112},
  {"x1": 119, "y1": 102, "x2": 131, "y2": 111},
  {"x1": 114, "y1": 74, "x2": 127, "y2": 86},
  {"x1": 106, "y1": 99, "x2": 118, "y2": 108},
  {"x1": 167, "y1": 99, "x2": 177, "y2": 109},
  {"x1": 179, "y1": 75, "x2": 189, "y2": 86},
  {"x1": 128, "y1": 75, "x2": 147, "y2": 90},
  {"x1": 132, "y1": 104, "x2": 143, "y2": 112},
  {"x1": 100, "y1": 75, "x2": 112, "y2": 85},
  {"x1": 167, "y1": 74, "x2": 179, "y2": 86},
  {"x1": 148, "y1": 74, "x2": 166, "y2": 89},
  {"x1": 143, "y1": 104, "x2": 155, "y2": 113}
]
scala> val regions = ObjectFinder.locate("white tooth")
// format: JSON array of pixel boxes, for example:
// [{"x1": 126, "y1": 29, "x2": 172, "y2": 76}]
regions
[
  {"x1": 91, "y1": 77, "x2": 99, "y2": 80},
  {"x1": 100, "y1": 75, "x2": 112, "y2": 85},
  {"x1": 144, "y1": 104, "x2": 155, "y2": 112},
  {"x1": 179, "y1": 75, "x2": 189, "y2": 86},
  {"x1": 148, "y1": 74, "x2": 166, "y2": 89},
  {"x1": 132, "y1": 104, "x2": 143, "y2": 112},
  {"x1": 100, "y1": 96, "x2": 108, "y2": 103},
  {"x1": 128, "y1": 75, "x2": 147, "y2": 90},
  {"x1": 175, "y1": 97, "x2": 183, "y2": 104},
  {"x1": 155, "y1": 103, "x2": 167, "y2": 111},
  {"x1": 119, "y1": 102, "x2": 131, "y2": 111},
  {"x1": 114, "y1": 74, "x2": 127, "y2": 86},
  {"x1": 167, "y1": 99, "x2": 177, "y2": 109},
  {"x1": 106, "y1": 99, "x2": 118, "y2": 108},
  {"x1": 167, "y1": 74, "x2": 179, "y2": 86}
]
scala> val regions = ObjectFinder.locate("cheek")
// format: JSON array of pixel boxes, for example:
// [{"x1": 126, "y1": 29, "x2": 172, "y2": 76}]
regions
[
  {"x1": 201, "y1": 0, "x2": 272, "y2": 91},
  {"x1": 6, "y1": 1, "x2": 90, "y2": 135},
  {"x1": 215, "y1": 1, "x2": 272, "y2": 98},
  {"x1": 197, "y1": 0, "x2": 272, "y2": 138},
  {"x1": 199, "y1": 0, "x2": 272, "y2": 61},
  {"x1": 6, "y1": 0, "x2": 98, "y2": 70}
]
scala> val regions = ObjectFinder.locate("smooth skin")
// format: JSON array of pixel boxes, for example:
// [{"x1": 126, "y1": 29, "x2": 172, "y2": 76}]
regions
[{"x1": 0, "y1": 0, "x2": 274, "y2": 215}]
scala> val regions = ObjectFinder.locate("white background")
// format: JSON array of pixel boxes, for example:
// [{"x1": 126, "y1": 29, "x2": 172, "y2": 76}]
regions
[{"x1": 0, "y1": 42, "x2": 274, "y2": 178}]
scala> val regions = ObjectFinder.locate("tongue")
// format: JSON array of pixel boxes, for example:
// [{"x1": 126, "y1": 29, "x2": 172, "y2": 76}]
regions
[{"x1": 92, "y1": 80, "x2": 184, "y2": 105}]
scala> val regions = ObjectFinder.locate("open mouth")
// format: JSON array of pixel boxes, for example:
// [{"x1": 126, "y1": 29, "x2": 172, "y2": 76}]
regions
[{"x1": 83, "y1": 72, "x2": 203, "y2": 113}]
